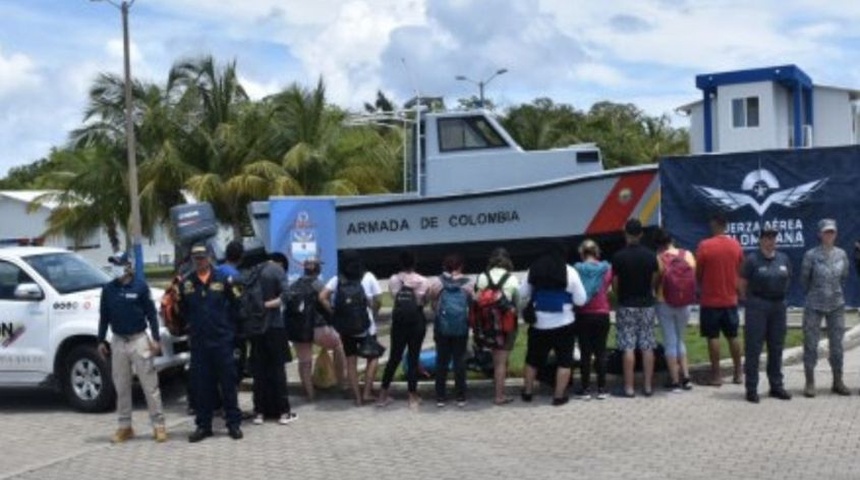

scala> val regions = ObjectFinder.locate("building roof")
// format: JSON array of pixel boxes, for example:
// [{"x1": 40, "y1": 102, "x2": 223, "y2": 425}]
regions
[
  {"x1": 676, "y1": 82, "x2": 860, "y2": 113},
  {"x1": 696, "y1": 64, "x2": 813, "y2": 92},
  {"x1": 0, "y1": 190, "x2": 61, "y2": 210}
]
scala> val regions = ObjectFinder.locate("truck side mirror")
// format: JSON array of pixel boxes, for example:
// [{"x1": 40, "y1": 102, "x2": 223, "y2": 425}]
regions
[{"x1": 14, "y1": 283, "x2": 44, "y2": 301}]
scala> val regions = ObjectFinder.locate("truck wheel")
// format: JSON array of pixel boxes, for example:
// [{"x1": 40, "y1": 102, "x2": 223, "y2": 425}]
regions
[{"x1": 62, "y1": 344, "x2": 115, "y2": 413}]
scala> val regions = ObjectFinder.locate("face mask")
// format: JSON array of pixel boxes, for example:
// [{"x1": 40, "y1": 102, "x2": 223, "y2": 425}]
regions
[{"x1": 110, "y1": 265, "x2": 128, "y2": 280}]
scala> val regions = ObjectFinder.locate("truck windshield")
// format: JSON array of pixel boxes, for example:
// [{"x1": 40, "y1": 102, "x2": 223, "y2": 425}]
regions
[{"x1": 23, "y1": 252, "x2": 110, "y2": 294}]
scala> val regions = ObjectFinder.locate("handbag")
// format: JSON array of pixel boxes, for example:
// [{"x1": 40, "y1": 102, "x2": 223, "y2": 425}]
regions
[
  {"x1": 357, "y1": 334, "x2": 386, "y2": 359},
  {"x1": 522, "y1": 300, "x2": 537, "y2": 325}
]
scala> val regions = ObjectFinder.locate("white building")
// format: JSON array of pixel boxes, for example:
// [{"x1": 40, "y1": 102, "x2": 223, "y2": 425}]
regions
[
  {"x1": 0, "y1": 190, "x2": 175, "y2": 267},
  {"x1": 676, "y1": 65, "x2": 860, "y2": 154}
]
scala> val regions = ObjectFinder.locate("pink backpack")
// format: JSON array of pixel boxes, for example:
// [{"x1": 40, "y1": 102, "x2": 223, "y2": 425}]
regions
[{"x1": 661, "y1": 250, "x2": 696, "y2": 307}]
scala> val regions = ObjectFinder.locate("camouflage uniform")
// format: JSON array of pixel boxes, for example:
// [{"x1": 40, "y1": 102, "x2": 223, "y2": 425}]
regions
[{"x1": 800, "y1": 245, "x2": 849, "y2": 373}]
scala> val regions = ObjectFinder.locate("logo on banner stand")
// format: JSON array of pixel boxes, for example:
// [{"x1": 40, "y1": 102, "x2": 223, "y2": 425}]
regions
[
  {"x1": 693, "y1": 168, "x2": 828, "y2": 249},
  {"x1": 289, "y1": 210, "x2": 318, "y2": 281}
]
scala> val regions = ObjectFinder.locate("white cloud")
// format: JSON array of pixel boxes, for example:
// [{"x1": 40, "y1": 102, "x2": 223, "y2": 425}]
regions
[
  {"x1": 2, "y1": 0, "x2": 860, "y2": 176},
  {"x1": 0, "y1": 46, "x2": 41, "y2": 98}
]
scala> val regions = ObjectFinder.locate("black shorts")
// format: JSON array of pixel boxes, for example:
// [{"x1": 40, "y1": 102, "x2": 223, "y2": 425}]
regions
[
  {"x1": 525, "y1": 323, "x2": 576, "y2": 369},
  {"x1": 341, "y1": 335, "x2": 363, "y2": 357},
  {"x1": 699, "y1": 307, "x2": 739, "y2": 339}
]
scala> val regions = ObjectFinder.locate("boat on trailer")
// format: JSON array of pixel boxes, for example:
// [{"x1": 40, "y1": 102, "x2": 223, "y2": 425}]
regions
[{"x1": 250, "y1": 109, "x2": 659, "y2": 275}]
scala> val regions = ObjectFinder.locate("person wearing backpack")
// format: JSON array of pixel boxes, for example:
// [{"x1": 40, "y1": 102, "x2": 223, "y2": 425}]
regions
[
  {"x1": 654, "y1": 229, "x2": 697, "y2": 392},
  {"x1": 247, "y1": 253, "x2": 296, "y2": 426},
  {"x1": 427, "y1": 254, "x2": 474, "y2": 407},
  {"x1": 474, "y1": 248, "x2": 520, "y2": 405},
  {"x1": 285, "y1": 256, "x2": 347, "y2": 401},
  {"x1": 319, "y1": 250, "x2": 382, "y2": 406},
  {"x1": 520, "y1": 241, "x2": 587, "y2": 406},
  {"x1": 572, "y1": 239, "x2": 613, "y2": 400},
  {"x1": 378, "y1": 250, "x2": 431, "y2": 409}
]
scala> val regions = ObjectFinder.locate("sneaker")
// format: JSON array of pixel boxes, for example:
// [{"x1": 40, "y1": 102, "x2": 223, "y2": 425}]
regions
[
  {"x1": 279, "y1": 412, "x2": 298, "y2": 425},
  {"x1": 253, "y1": 414, "x2": 264, "y2": 425},
  {"x1": 667, "y1": 383, "x2": 682, "y2": 393},
  {"x1": 551, "y1": 396, "x2": 570, "y2": 406},
  {"x1": 681, "y1": 377, "x2": 693, "y2": 391},
  {"x1": 111, "y1": 427, "x2": 134, "y2": 444},
  {"x1": 436, "y1": 399, "x2": 446, "y2": 408},
  {"x1": 576, "y1": 388, "x2": 592, "y2": 400},
  {"x1": 456, "y1": 398, "x2": 467, "y2": 408},
  {"x1": 595, "y1": 388, "x2": 608, "y2": 400},
  {"x1": 153, "y1": 425, "x2": 168, "y2": 443},
  {"x1": 746, "y1": 391, "x2": 760, "y2": 404}
]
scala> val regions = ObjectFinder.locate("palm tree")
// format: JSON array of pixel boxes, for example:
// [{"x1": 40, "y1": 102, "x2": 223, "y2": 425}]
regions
[{"x1": 30, "y1": 146, "x2": 129, "y2": 252}]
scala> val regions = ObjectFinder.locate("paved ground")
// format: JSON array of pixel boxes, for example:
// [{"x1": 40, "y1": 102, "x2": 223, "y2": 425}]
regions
[{"x1": 4, "y1": 325, "x2": 860, "y2": 480}]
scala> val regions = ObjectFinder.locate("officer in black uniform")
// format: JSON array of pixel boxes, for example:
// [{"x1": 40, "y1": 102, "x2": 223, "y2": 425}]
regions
[
  {"x1": 738, "y1": 226, "x2": 792, "y2": 404},
  {"x1": 177, "y1": 243, "x2": 244, "y2": 442}
]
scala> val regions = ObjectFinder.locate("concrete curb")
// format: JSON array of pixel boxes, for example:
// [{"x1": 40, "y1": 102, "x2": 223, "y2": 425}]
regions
[{"x1": 249, "y1": 322, "x2": 860, "y2": 398}]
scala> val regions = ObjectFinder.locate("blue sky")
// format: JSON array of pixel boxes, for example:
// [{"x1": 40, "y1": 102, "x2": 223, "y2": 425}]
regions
[{"x1": 1, "y1": 0, "x2": 859, "y2": 176}]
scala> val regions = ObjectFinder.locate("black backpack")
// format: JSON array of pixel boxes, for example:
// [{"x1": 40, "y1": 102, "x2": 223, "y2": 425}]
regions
[
  {"x1": 238, "y1": 263, "x2": 267, "y2": 336},
  {"x1": 333, "y1": 275, "x2": 371, "y2": 336},
  {"x1": 284, "y1": 276, "x2": 319, "y2": 343},
  {"x1": 391, "y1": 277, "x2": 424, "y2": 326}
]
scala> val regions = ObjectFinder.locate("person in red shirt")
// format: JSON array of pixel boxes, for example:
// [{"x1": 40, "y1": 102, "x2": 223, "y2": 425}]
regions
[{"x1": 695, "y1": 213, "x2": 744, "y2": 386}]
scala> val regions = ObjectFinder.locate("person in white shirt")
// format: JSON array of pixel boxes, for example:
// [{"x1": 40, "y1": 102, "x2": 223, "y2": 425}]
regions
[
  {"x1": 319, "y1": 250, "x2": 382, "y2": 406},
  {"x1": 519, "y1": 242, "x2": 587, "y2": 406}
]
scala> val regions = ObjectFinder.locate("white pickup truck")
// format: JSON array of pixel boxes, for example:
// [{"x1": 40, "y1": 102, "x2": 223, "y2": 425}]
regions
[{"x1": 0, "y1": 246, "x2": 189, "y2": 412}]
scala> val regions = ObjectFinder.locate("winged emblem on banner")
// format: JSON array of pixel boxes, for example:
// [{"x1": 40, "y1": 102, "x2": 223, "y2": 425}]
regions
[{"x1": 693, "y1": 177, "x2": 828, "y2": 216}]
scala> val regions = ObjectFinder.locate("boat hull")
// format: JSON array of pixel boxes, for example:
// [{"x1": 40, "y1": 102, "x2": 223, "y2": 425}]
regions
[{"x1": 251, "y1": 165, "x2": 659, "y2": 276}]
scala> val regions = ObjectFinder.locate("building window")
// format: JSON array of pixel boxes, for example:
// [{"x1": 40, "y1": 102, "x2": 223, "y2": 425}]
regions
[{"x1": 732, "y1": 96, "x2": 760, "y2": 128}]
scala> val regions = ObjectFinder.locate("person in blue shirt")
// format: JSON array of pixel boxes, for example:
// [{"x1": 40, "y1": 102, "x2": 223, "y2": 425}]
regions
[
  {"x1": 97, "y1": 252, "x2": 166, "y2": 443},
  {"x1": 178, "y1": 243, "x2": 243, "y2": 442}
]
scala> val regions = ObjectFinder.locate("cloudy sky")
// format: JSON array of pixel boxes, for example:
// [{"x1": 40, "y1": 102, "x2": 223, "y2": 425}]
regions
[{"x1": 0, "y1": 0, "x2": 858, "y2": 176}]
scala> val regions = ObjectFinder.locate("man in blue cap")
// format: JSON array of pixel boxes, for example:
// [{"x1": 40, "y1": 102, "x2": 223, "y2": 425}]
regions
[
  {"x1": 98, "y1": 251, "x2": 166, "y2": 443},
  {"x1": 177, "y1": 242, "x2": 244, "y2": 442}
]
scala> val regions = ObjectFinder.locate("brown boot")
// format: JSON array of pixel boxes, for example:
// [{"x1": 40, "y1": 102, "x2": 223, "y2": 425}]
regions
[
  {"x1": 803, "y1": 370, "x2": 816, "y2": 398},
  {"x1": 832, "y1": 372, "x2": 851, "y2": 396},
  {"x1": 153, "y1": 425, "x2": 168, "y2": 443},
  {"x1": 111, "y1": 427, "x2": 134, "y2": 444}
]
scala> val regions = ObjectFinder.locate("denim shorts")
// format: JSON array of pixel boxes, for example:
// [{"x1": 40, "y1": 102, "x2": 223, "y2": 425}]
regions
[{"x1": 699, "y1": 307, "x2": 739, "y2": 339}]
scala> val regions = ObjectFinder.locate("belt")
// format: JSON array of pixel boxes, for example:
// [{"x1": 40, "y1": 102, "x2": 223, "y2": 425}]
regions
[
  {"x1": 114, "y1": 331, "x2": 146, "y2": 341},
  {"x1": 750, "y1": 294, "x2": 785, "y2": 302}
]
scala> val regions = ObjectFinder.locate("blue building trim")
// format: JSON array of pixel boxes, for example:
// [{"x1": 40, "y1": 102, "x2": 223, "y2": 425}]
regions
[{"x1": 695, "y1": 65, "x2": 814, "y2": 150}]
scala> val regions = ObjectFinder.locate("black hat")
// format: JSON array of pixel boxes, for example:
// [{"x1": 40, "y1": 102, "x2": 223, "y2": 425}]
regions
[
  {"x1": 624, "y1": 218, "x2": 643, "y2": 236},
  {"x1": 760, "y1": 226, "x2": 778, "y2": 238}
]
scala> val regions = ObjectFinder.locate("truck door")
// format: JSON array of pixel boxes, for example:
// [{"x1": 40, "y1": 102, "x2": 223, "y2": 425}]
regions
[{"x1": 0, "y1": 260, "x2": 49, "y2": 381}]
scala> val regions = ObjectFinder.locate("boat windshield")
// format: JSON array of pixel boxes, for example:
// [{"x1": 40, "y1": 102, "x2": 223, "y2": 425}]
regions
[
  {"x1": 438, "y1": 116, "x2": 508, "y2": 152},
  {"x1": 23, "y1": 252, "x2": 110, "y2": 294}
]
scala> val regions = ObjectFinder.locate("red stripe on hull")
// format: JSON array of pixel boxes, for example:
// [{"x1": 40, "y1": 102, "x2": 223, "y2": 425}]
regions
[{"x1": 585, "y1": 172, "x2": 656, "y2": 235}]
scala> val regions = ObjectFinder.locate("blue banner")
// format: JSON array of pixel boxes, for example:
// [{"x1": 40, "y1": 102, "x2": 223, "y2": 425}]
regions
[
  {"x1": 269, "y1": 197, "x2": 338, "y2": 283},
  {"x1": 660, "y1": 145, "x2": 860, "y2": 307}
]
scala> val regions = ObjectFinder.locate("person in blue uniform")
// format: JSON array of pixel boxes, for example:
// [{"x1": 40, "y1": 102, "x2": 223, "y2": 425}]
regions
[{"x1": 177, "y1": 243, "x2": 243, "y2": 442}]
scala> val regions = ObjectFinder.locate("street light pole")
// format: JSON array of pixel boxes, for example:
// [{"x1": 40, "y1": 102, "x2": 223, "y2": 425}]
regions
[
  {"x1": 455, "y1": 68, "x2": 508, "y2": 108},
  {"x1": 93, "y1": 0, "x2": 144, "y2": 279}
]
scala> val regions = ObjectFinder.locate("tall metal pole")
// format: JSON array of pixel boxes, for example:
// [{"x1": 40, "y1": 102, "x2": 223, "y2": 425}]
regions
[
  {"x1": 479, "y1": 82, "x2": 485, "y2": 108},
  {"x1": 120, "y1": 1, "x2": 144, "y2": 279}
]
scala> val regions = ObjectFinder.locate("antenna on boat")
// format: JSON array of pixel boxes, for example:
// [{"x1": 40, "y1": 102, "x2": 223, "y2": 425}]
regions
[{"x1": 401, "y1": 57, "x2": 424, "y2": 196}]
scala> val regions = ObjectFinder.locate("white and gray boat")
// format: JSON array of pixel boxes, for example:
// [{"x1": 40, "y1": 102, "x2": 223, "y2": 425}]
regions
[{"x1": 250, "y1": 109, "x2": 659, "y2": 274}]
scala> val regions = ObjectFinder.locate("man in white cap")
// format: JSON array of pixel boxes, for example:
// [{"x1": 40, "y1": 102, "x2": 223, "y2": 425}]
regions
[
  {"x1": 800, "y1": 218, "x2": 850, "y2": 397},
  {"x1": 98, "y1": 251, "x2": 166, "y2": 443}
]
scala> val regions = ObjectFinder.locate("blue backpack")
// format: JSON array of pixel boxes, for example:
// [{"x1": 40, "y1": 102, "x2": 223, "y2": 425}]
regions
[
  {"x1": 573, "y1": 261, "x2": 610, "y2": 304},
  {"x1": 435, "y1": 276, "x2": 470, "y2": 336}
]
